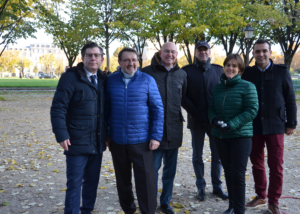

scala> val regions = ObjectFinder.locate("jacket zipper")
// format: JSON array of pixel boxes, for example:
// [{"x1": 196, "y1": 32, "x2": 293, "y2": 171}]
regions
[
  {"x1": 123, "y1": 76, "x2": 135, "y2": 144},
  {"x1": 221, "y1": 87, "x2": 229, "y2": 138}
]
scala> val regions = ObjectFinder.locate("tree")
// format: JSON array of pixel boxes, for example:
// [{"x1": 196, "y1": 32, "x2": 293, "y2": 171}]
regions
[
  {"x1": 0, "y1": 0, "x2": 44, "y2": 56},
  {"x1": 54, "y1": 57, "x2": 65, "y2": 77},
  {"x1": 39, "y1": 53, "x2": 56, "y2": 75},
  {"x1": 113, "y1": 47, "x2": 123, "y2": 57},
  {"x1": 72, "y1": 0, "x2": 124, "y2": 68},
  {"x1": 0, "y1": 50, "x2": 20, "y2": 75},
  {"x1": 265, "y1": 0, "x2": 300, "y2": 71},
  {"x1": 16, "y1": 57, "x2": 32, "y2": 77},
  {"x1": 38, "y1": 1, "x2": 98, "y2": 67},
  {"x1": 33, "y1": 65, "x2": 38, "y2": 73}
]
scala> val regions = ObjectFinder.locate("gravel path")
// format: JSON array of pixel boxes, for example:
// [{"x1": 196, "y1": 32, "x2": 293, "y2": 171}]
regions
[{"x1": 0, "y1": 91, "x2": 299, "y2": 214}]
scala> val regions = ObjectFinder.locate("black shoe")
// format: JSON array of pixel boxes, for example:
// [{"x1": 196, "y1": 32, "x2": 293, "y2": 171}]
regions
[
  {"x1": 160, "y1": 204, "x2": 175, "y2": 214},
  {"x1": 196, "y1": 189, "x2": 206, "y2": 201},
  {"x1": 212, "y1": 188, "x2": 228, "y2": 200},
  {"x1": 222, "y1": 207, "x2": 234, "y2": 214}
]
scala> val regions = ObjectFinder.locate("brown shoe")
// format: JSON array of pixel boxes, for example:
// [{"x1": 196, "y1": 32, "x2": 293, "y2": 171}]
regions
[
  {"x1": 245, "y1": 196, "x2": 267, "y2": 209},
  {"x1": 268, "y1": 204, "x2": 289, "y2": 214}
]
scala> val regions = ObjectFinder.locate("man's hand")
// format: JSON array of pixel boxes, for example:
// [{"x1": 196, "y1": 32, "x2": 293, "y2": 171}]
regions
[
  {"x1": 285, "y1": 127, "x2": 295, "y2": 135},
  {"x1": 149, "y1": 139, "x2": 160, "y2": 150},
  {"x1": 59, "y1": 139, "x2": 71, "y2": 151},
  {"x1": 106, "y1": 136, "x2": 111, "y2": 151}
]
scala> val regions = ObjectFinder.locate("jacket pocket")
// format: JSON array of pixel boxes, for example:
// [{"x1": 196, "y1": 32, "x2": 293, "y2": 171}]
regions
[
  {"x1": 72, "y1": 91, "x2": 85, "y2": 106},
  {"x1": 178, "y1": 85, "x2": 182, "y2": 99},
  {"x1": 68, "y1": 121, "x2": 92, "y2": 145},
  {"x1": 279, "y1": 106, "x2": 285, "y2": 121}
]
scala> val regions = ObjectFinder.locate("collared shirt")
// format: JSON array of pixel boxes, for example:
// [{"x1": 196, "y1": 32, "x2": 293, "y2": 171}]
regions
[
  {"x1": 161, "y1": 61, "x2": 173, "y2": 71},
  {"x1": 257, "y1": 60, "x2": 271, "y2": 72},
  {"x1": 83, "y1": 66, "x2": 98, "y2": 84}
]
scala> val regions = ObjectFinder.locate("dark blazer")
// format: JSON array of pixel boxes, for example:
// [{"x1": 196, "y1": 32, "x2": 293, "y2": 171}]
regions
[
  {"x1": 142, "y1": 52, "x2": 187, "y2": 149},
  {"x1": 50, "y1": 62, "x2": 107, "y2": 155},
  {"x1": 181, "y1": 58, "x2": 223, "y2": 129},
  {"x1": 242, "y1": 59, "x2": 297, "y2": 134}
]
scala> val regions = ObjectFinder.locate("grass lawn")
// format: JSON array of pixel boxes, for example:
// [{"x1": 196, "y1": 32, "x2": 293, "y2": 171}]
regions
[{"x1": 0, "y1": 78, "x2": 59, "y2": 87}]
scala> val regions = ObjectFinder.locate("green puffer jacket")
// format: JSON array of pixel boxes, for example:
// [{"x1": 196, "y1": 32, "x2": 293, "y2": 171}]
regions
[{"x1": 208, "y1": 73, "x2": 258, "y2": 139}]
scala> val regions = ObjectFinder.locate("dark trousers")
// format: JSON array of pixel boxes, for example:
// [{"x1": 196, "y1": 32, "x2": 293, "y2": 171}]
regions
[
  {"x1": 190, "y1": 129, "x2": 222, "y2": 190},
  {"x1": 214, "y1": 137, "x2": 252, "y2": 214},
  {"x1": 250, "y1": 134, "x2": 284, "y2": 205},
  {"x1": 153, "y1": 148, "x2": 178, "y2": 205},
  {"x1": 111, "y1": 142, "x2": 157, "y2": 214},
  {"x1": 65, "y1": 154, "x2": 103, "y2": 214}
]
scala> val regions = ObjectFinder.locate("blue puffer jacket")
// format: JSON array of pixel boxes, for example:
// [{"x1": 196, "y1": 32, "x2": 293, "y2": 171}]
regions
[{"x1": 106, "y1": 69, "x2": 164, "y2": 144}]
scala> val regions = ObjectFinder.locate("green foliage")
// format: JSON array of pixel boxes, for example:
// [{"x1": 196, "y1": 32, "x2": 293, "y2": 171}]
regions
[
  {"x1": 113, "y1": 47, "x2": 123, "y2": 57},
  {"x1": 0, "y1": 0, "x2": 46, "y2": 56}
]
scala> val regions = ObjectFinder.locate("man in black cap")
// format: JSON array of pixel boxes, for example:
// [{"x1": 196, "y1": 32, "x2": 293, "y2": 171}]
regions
[{"x1": 182, "y1": 41, "x2": 228, "y2": 201}]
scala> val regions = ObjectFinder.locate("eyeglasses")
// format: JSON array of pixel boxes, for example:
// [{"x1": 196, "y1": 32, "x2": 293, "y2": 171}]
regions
[
  {"x1": 85, "y1": 53, "x2": 102, "y2": 59},
  {"x1": 163, "y1": 50, "x2": 177, "y2": 54},
  {"x1": 121, "y1": 59, "x2": 138, "y2": 63}
]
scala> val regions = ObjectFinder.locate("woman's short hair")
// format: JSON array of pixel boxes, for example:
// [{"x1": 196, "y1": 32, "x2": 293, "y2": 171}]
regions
[
  {"x1": 223, "y1": 54, "x2": 245, "y2": 73},
  {"x1": 104, "y1": 66, "x2": 109, "y2": 70}
]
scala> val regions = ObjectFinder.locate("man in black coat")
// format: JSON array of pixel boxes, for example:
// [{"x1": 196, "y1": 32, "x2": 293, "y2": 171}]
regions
[
  {"x1": 181, "y1": 41, "x2": 228, "y2": 201},
  {"x1": 142, "y1": 42, "x2": 187, "y2": 214},
  {"x1": 243, "y1": 39, "x2": 297, "y2": 214},
  {"x1": 50, "y1": 42, "x2": 107, "y2": 214}
]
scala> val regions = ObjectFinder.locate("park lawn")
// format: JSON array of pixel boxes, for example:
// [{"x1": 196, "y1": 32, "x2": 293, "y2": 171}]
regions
[{"x1": 0, "y1": 78, "x2": 59, "y2": 87}]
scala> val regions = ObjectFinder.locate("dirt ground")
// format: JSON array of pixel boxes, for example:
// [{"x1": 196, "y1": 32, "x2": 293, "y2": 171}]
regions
[{"x1": 0, "y1": 91, "x2": 299, "y2": 214}]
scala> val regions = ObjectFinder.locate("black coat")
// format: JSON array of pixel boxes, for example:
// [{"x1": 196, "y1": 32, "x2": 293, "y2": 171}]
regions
[
  {"x1": 242, "y1": 60, "x2": 297, "y2": 134},
  {"x1": 50, "y1": 62, "x2": 107, "y2": 155},
  {"x1": 142, "y1": 52, "x2": 187, "y2": 149},
  {"x1": 182, "y1": 58, "x2": 223, "y2": 129}
]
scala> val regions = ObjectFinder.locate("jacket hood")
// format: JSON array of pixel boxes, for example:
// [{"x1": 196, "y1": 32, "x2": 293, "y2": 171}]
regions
[
  {"x1": 151, "y1": 52, "x2": 179, "y2": 71},
  {"x1": 220, "y1": 73, "x2": 241, "y2": 86},
  {"x1": 67, "y1": 62, "x2": 106, "y2": 80}
]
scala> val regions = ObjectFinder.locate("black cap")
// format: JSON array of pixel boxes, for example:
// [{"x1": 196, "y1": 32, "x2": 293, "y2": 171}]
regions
[{"x1": 195, "y1": 41, "x2": 210, "y2": 49}]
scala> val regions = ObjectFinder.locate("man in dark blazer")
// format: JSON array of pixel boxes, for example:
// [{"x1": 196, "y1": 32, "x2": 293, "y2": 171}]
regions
[
  {"x1": 181, "y1": 41, "x2": 228, "y2": 201},
  {"x1": 51, "y1": 42, "x2": 107, "y2": 214},
  {"x1": 142, "y1": 42, "x2": 187, "y2": 214},
  {"x1": 242, "y1": 39, "x2": 297, "y2": 214}
]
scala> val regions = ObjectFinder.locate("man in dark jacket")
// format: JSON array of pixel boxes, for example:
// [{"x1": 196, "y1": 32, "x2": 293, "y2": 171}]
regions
[
  {"x1": 243, "y1": 39, "x2": 297, "y2": 214},
  {"x1": 142, "y1": 42, "x2": 187, "y2": 214},
  {"x1": 50, "y1": 42, "x2": 106, "y2": 214},
  {"x1": 181, "y1": 41, "x2": 228, "y2": 201},
  {"x1": 106, "y1": 47, "x2": 164, "y2": 214}
]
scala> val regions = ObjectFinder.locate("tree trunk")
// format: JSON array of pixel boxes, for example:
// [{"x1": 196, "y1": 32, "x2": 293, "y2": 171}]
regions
[{"x1": 284, "y1": 54, "x2": 293, "y2": 72}]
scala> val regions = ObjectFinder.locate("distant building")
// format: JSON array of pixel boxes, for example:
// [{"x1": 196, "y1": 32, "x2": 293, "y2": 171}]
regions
[{"x1": 6, "y1": 43, "x2": 69, "y2": 76}]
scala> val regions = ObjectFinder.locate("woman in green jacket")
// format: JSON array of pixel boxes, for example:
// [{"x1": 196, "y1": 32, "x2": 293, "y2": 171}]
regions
[{"x1": 208, "y1": 54, "x2": 258, "y2": 214}]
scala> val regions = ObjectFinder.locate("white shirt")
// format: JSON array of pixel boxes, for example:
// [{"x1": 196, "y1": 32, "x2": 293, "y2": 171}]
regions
[{"x1": 83, "y1": 66, "x2": 98, "y2": 84}]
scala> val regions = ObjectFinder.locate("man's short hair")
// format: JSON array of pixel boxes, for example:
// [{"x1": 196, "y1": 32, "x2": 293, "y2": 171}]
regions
[
  {"x1": 118, "y1": 47, "x2": 138, "y2": 61},
  {"x1": 81, "y1": 42, "x2": 103, "y2": 58},
  {"x1": 253, "y1": 39, "x2": 271, "y2": 51},
  {"x1": 223, "y1": 54, "x2": 245, "y2": 73}
]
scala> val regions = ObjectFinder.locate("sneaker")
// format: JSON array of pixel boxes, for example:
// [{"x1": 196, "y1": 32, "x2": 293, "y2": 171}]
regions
[
  {"x1": 267, "y1": 204, "x2": 289, "y2": 214},
  {"x1": 245, "y1": 196, "x2": 267, "y2": 209},
  {"x1": 196, "y1": 189, "x2": 206, "y2": 201}
]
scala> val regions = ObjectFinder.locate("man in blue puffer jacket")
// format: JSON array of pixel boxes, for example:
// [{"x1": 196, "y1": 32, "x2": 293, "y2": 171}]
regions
[
  {"x1": 51, "y1": 42, "x2": 107, "y2": 214},
  {"x1": 106, "y1": 47, "x2": 164, "y2": 214}
]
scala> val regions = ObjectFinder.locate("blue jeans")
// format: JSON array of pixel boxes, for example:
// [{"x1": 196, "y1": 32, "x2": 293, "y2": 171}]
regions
[
  {"x1": 153, "y1": 148, "x2": 178, "y2": 205},
  {"x1": 190, "y1": 129, "x2": 222, "y2": 190},
  {"x1": 65, "y1": 154, "x2": 102, "y2": 214}
]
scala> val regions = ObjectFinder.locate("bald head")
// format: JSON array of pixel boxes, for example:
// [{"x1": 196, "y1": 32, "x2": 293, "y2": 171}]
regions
[{"x1": 159, "y1": 42, "x2": 178, "y2": 70}]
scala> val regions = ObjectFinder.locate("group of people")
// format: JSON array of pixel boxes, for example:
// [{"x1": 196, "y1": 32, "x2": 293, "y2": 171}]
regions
[{"x1": 50, "y1": 39, "x2": 297, "y2": 214}]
